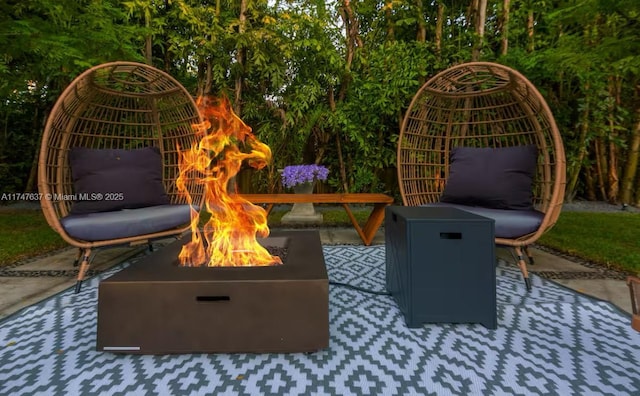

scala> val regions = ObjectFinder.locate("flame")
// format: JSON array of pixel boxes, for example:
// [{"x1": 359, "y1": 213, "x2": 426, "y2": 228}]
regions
[{"x1": 176, "y1": 96, "x2": 281, "y2": 267}]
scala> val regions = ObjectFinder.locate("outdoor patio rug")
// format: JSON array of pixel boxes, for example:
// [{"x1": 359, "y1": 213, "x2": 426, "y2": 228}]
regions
[{"x1": 1, "y1": 245, "x2": 639, "y2": 395}]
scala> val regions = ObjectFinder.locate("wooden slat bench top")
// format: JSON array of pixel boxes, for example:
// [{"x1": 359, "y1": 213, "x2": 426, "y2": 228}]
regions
[
  {"x1": 239, "y1": 193, "x2": 394, "y2": 205},
  {"x1": 237, "y1": 193, "x2": 394, "y2": 246}
]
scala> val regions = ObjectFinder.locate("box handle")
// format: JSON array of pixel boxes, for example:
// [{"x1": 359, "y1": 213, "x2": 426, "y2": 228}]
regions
[
  {"x1": 440, "y1": 232, "x2": 462, "y2": 239},
  {"x1": 196, "y1": 296, "x2": 231, "y2": 302}
]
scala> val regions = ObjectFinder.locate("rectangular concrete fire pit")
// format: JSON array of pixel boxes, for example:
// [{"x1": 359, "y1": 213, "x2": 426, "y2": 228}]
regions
[{"x1": 96, "y1": 230, "x2": 328, "y2": 354}]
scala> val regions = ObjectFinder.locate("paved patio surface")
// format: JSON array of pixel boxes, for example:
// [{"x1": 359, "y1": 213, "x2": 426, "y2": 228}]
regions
[{"x1": 0, "y1": 226, "x2": 633, "y2": 322}]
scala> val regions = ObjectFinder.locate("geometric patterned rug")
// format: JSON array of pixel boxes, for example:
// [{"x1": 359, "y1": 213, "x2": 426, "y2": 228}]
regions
[{"x1": 1, "y1": 246, "x2": 639, "y2": 395}]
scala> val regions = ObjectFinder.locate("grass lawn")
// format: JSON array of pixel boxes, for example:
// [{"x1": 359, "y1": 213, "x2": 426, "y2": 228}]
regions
[
  {"x1": 0, "y1": 206, "x2": 371, "y2": 267},
  {"x1": 197, "y1": 206, "x2": 371, "y2": 227},
  {"x1": 538, "y1": 211, "x2": 640, "y2": 275},
  {"x1": 266, "y1": 206, "x2": 371, "y2": 227},
  {"x1": 1, "y1": 206, "x2": 638, "y2": 276},
  {"x1": 0, "y1": 209, "x2": 67, "y2": 266}
]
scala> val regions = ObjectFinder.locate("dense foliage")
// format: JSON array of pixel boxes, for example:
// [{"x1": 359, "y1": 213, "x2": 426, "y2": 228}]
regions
[{"x1": 1, "y1": 0, "x2": 640, "y2": 205}]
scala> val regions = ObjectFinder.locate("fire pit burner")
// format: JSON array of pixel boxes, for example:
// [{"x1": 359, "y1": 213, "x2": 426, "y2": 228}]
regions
[{"x1": 96, "y1": 230, "x2": 328, "y2": 354}]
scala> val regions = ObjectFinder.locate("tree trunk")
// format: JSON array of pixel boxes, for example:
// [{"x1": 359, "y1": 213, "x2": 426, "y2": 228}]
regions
[
  {"x1": 197, "y1": 0, "x2": 221, "y2": 97},
  {"x1": 415, "y1": 0, "x2": 426, "y2": 42},
  {"x1": 24, "y1": 107, "x2": 44, "y2": 193},
  {"x1": 585, "y1": 165, "x2": 597, "y2": 201},
  {"x1": 338, "y1": 0, "x2": 362, "y2": 101},
  {"x1": 606, "y1": 75, "x2": 621, "y2": 203},
  {"x1": 467, "y1": 0, "x2": 478, "y2": 29},
  {"x1": 593, "y1": 138, "x2": 608, "y2": 201},
  {"x1": 204, "y1": 61, "x2": 213, "y2": 96},
  {"x1": 234, "y1": 0, "x2": 248, "y2": 115},
  {"x1": 329, "y1": 85, "x2": 348, "y2": 192},
  {"x1": 526, "y1": 9, "x2": 534, "y2": 53},
  {"x1": 435, "y1": 2, "x2": 444, "y2": 59},
  {"x1": 500, "y1": 0, "x2": 510, "y2": 56},
  {"x1": 566, "y1": 86, "x2": 591, "y2": 201},
  {"x1": 335, "y1": 134, "x2": 348, "y2": 192},
  {"x1": 1, "y1": 106, "x2": 8, "y2": 160},
  {"x1": 144, "y1": 8, "x2": 152, "y2": 65},
  {"x1": 334, "y1": 0, "x2": 363, "y2": 192},
  {"x1": 162, "y1": 0, "x2": 173, "y2": 71},
  {"x1": 197, "y1": 59, "x2": 213, "y2": 97},
  {"x1": 471, "y1": 0, "x2": 487, "y2": 61},
  {"x1": 385, "y1": 1, "x2": 394, "y2": 40},
  {"x1": 626, "y1": 85, "x2": 640, "y2": 206},
  {"x1": 607, "y1": 139, "x2": 619, "y2": 203}
]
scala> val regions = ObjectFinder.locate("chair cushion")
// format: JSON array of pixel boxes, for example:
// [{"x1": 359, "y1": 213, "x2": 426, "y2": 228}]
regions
[
  {"x1": 69, "y1": 146, "x2": 170, "y2": 215},
  {"x1": 440, "y1": 145, "x2": 538, "y2": 210},
  {"x1": 423, "y1": 202, "x2": 544, "y2": 239},
  {"x1": 61, "y1": 204, "x2": 194, "y2": 241}
]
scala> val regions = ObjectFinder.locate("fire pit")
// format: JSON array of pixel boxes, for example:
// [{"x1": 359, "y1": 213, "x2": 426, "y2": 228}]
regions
[{"x1": 96, "y1": 230, "x2": 328, "y2": 354}]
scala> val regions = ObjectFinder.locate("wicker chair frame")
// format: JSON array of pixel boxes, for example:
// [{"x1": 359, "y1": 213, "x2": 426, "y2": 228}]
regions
[
  {"x1": 38, "y1": 61, "x2": 204, "y2": 291},
  {"x1": 397, "y1": 62, "x2": 566, "y2": 289}
]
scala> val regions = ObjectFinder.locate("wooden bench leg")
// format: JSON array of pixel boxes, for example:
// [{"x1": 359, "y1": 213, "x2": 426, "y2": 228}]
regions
[
  {"x1": 263, "y1": 203, "x2": 274, "y2": 215},
  {"x1": 341, "y1": 204, "x2": 367, "y2": 245},
  {"x1": 341, "y1": 203, "x2": 388, "y2": 246},
  {"x1": 361, "y1": 203, "x2": 388, "y2": 245}
]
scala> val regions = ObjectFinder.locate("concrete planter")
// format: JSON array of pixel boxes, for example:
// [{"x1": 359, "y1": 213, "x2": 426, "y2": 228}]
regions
[{"x1": 281, "y1": 182, "x2": 323, "y2": 225}]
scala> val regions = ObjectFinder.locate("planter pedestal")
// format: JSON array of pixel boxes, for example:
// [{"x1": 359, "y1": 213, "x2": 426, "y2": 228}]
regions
[{"x1": 281, "y1": 182, "x2": 323, "y2": 225}]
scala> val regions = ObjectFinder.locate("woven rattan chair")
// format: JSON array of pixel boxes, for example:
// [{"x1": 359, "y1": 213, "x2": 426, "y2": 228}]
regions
[
  {"x1": 397, "y1": 62, "x2": 566, "y2": 291},
  {"x1": 38, "y1": 61, "x2": 204, "y2": 293}
]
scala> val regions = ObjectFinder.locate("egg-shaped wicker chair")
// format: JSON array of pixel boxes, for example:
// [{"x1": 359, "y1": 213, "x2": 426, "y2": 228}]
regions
[
  {"x1": 38, "y1": 61, "x2": 204, "y2": 292},
  {"x1": 397, "y1": 62, "x2": 566, "y2": 291}
]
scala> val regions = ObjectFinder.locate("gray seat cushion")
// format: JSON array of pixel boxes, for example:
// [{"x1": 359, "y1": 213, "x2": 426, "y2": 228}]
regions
[
  {"x1": 422, "y1": 202, "x2": 544, "y2": 239},
  {"x1": 61, "y1": 204, "x2": 195, "y2": 242}
]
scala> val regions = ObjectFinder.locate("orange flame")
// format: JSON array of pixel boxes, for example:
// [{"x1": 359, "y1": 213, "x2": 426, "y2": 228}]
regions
[{"x1": 176, "y1": 96, "x2": 281, "y2": 267}]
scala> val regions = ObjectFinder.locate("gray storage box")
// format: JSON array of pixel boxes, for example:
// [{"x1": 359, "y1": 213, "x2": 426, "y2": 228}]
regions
[{"x1": 385, "y1": 206, "x2": 497, "y2": 329}]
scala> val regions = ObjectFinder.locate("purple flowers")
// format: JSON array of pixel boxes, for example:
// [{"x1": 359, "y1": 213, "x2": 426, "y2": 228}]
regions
[{"x1": 281, "y1": 164, "x2": 329, "y2": 189}]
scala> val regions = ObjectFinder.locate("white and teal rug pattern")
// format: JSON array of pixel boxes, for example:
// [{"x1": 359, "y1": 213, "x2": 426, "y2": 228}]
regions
[{"x1": 1, "y1": 245, "x2": 639, "y2": 395}]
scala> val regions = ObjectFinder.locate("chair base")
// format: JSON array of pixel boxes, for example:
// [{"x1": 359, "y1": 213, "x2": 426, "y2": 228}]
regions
[
  {"x1": 510, "y1": 246, "x2": 532, "y2": 292},
  {"x1": 73, "y1": 248, "x2": 92, "y2": 294}
]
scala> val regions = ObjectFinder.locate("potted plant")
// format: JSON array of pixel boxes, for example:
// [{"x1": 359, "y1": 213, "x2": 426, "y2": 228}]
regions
[
  {"x1": 281, "y1": 164, "x2": 329, "y2": 194},
  {"x1": 280, "y1": 164, "x2": 329, "y2": 224}
]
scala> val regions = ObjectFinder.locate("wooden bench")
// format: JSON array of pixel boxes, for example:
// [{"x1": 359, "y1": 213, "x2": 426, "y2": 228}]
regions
[{"x1": 239, "y1": 193, "x2": 394, "y2": 246}]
